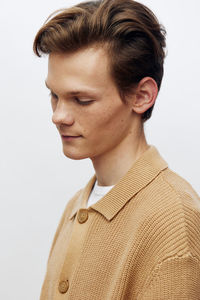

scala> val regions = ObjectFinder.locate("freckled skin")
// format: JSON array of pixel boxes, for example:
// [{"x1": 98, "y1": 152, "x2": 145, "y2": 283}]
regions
[{"x1": 46, "y1": 46, "x2": 146, "y2": 169}]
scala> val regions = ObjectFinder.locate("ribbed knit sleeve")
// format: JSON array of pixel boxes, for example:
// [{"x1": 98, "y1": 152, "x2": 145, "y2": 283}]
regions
[{"x1": 139, "y1": 254, "x2": 200, "y2": 299}]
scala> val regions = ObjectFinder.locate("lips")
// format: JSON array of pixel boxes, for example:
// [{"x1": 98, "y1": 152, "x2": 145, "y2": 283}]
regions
[
  {"x1": 61, "y1": 134, "x2": 82, "y2": 141},
  {"x1": 60, "y1": 132, "x2": 81, "y2": 136},
  {"x1": 61, "y1": 135, "x2": 81, "y2": 138}
]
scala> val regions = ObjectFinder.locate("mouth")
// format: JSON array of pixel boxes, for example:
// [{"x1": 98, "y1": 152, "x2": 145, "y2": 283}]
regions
[{"x1": 61, "y1": 135, "x2": 82, "y2": 141}]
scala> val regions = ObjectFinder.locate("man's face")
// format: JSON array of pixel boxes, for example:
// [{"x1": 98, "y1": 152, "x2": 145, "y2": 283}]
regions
[{"x1": 46, "y1": 46, "x2": 135, "y2": 161}]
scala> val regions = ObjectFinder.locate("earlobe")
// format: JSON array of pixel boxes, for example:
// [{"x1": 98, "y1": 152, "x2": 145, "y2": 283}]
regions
[{"x1": 132, "y1": 77, "x2": 158, "y2": 115}]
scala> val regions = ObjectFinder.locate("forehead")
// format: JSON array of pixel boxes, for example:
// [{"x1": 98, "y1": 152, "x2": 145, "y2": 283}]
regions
[{"x1": 46, "y1": 46, "x2": 115, "y2": 93}]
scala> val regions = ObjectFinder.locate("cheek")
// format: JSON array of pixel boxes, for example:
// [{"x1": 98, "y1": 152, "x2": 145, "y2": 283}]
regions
[
  {"x1": 89, "y1": 105, "x2": 130, "y2": 138},
  {"x1": 103, "y1": 105, "x2": 129, "y2": 131}
]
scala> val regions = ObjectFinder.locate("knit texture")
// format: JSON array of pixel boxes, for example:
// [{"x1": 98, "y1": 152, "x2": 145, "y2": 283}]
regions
[{"x1": 40, "y1": 146, "x2": 200, "y2": 299}]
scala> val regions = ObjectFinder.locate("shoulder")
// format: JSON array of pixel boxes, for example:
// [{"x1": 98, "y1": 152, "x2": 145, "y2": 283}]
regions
[
  {"x1": 63, "y1": 189, "x2": 83, "y2": 217},
  {"x1": 143, "y1": 166, "x2": 200, "y2": 213},
  {"x1": 47, "y1": 189, "x2": 83, "y2": 261},
  {"x1": 139, "y1": 167, "x2": 200, "y2": 261},
  {"x1": 54, "y1": 188, "x2": 83, "y2": 231},
  {"x1": 159, "y1": 168, "x2": 200, "y2": 232},
  {"x1": 161, "y1": 167, "x2": 200, "y2": 208}
]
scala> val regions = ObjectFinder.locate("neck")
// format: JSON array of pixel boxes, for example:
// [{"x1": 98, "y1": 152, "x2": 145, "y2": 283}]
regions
[{"x1": 90, "y1": 125, "x2": 149, "y2": 186}]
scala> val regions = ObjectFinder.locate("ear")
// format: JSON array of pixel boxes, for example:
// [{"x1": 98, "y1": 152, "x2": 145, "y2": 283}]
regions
[{"x1": 131, "y1": 77, "x2": 158, "y2": 115}]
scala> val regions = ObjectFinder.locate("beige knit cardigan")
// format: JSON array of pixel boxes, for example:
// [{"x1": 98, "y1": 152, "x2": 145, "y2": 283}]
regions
[{"x1": 40, "y1": 145, "x2": 200, "y2": 299}]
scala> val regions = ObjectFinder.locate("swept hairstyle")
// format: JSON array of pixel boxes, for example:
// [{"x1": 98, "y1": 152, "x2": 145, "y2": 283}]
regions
[{"x1": 33, "y1": 0, "x2": 166, "y2": 121}]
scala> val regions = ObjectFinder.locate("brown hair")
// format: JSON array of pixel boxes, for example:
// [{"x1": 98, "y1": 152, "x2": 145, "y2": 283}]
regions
[{"x1": 33, "y1": 0, "x2": 166, "y2": 121}]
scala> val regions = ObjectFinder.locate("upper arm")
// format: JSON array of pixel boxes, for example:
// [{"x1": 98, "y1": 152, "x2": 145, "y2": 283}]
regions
[{"x1": 139, "y1": 254, "x2": 200, "y2": 300}]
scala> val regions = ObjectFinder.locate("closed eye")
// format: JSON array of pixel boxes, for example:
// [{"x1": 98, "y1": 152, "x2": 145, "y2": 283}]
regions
[
  {"x1": 49, "y1": 92, "x2": 94, "y2": 105},
  {"x1": 74, "y1": 97, "x2": 94, "y2": 105}
]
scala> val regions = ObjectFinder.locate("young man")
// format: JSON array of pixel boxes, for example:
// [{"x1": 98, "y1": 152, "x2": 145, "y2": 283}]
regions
[{"x1": 33, "y1": 0, "x2": 200, "y2": 299}]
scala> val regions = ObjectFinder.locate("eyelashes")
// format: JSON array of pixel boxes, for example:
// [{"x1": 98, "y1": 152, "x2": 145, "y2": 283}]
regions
[
  {"x1": 49, "y1": 92, "x2": 94, "y2": 106},
  {"x1": 74, "y1": 97, "x2": 94, "y2": 105}
]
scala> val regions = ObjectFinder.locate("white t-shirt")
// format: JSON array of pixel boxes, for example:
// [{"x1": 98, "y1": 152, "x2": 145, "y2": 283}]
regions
[{"x1": 86, "y1": 180, "x2": 115, "y2": 208}]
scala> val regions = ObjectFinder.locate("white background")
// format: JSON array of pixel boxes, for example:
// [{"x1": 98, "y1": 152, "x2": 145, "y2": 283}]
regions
[{"x1": 0, "y1": 0, "x2": 199, "y2": 299}]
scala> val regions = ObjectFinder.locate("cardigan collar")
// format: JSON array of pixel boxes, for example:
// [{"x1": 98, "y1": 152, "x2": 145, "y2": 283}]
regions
[{"x1": 69, "y1": 145, "x2": 168, "y2": 222}]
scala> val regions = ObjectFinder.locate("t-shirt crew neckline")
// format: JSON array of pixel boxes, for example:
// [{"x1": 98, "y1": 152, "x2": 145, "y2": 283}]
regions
[
  {"x1": 86, "y1": 180, "x2": 115, "y2": 208},
  {"x1": 93, "y1": 180, "x2": 115, "y2": 195}
]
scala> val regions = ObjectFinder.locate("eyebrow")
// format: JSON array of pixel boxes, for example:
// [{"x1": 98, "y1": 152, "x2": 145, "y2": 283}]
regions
[{"x1": 45, "y1": 81, "x2": 99, "y2": 97}]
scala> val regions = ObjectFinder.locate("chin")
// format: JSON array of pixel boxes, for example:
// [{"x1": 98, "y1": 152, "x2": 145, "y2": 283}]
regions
[{"x1": 62, "y1": 148, "x2": 89, "y2": 160}]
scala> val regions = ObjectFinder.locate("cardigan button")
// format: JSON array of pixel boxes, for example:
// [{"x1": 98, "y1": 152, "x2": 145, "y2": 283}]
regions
[
  {"x1": 77, "y1": 209, "x2": 88, "y2": 224},
  {"x1": 58, "y1": 280, "x2": 69, "y2": 294}
]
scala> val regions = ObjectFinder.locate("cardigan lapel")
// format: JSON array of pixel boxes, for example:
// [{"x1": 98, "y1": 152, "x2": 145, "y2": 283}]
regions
[{"x1": 69, "y1": 145, "x2": 168, "y2": 221}]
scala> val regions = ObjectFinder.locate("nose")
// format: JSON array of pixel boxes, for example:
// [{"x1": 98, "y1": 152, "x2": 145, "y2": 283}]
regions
[{"x1": 52, "y1": 100, "x2": 75, "y2": 126}]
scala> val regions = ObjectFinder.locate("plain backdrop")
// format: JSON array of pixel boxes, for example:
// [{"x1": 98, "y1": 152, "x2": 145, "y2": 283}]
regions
[{"x1": 0, "y1": 0, "x2": 199, "y2": 299}]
